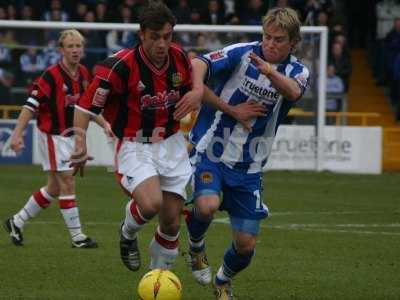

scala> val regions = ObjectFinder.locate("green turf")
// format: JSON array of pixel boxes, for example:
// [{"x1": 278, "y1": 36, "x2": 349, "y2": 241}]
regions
[{"x1": 0, "y1": 165, "x2": 399, "y2": 300}]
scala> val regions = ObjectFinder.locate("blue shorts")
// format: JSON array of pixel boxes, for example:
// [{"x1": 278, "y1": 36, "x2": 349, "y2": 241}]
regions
[{"x1": 192, "y1": 153, "x2": 269, "y2": 224}]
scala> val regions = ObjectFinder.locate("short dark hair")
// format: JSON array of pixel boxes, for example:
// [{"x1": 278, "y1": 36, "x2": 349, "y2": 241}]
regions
[{"x1": 139, "y1": 1, "x2": 176, "y2": 31}]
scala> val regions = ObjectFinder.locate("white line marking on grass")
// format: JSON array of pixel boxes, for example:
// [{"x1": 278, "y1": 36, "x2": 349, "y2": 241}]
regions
[
  {"x1": 212, "y1": 218, "x2": 400, "y2": 236},
  {"x1": 11, "y1": 219, "x2": 400, "y2": 236}
]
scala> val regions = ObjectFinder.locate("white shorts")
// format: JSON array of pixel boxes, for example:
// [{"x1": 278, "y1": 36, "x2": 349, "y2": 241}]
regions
[
  {"x1": 38, "y1": 130, "x2": 74, "y2": 172},
  {"x1": 117, "y1": 132, "x2": 191, "y2": 199}
]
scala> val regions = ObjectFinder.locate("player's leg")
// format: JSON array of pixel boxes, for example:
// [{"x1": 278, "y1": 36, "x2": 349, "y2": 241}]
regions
[
  {"x1": 120, "y1": 175, "x2": 163, "y2": 271},
  {"x1": 214, "y1": 222, "x2": 259, "y2": 300},
  {"x1": 4, "y1": 173, "x2": 59, "y2": 246},
  {"x1": 186, "y1": 155, "x2": 222, "y2": 285},
  {"x1": 213, "y1": 170, "x2": 267, "y2": 299},
  {"x1": 149, "y1": 191, "x2": 182, "y2": 270},
  {"x1": 54, "y1": 170, "x2": 97, "y2": 248}
]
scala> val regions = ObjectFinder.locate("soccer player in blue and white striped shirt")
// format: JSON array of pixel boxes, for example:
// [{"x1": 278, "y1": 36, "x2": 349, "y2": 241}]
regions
[{"x1": 185, "y1": 7, "x2": 310, "y2": 299}]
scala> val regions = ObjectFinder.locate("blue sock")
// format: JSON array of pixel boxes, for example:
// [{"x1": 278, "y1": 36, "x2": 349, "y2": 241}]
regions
[
  {"x1": 186, "y1": 207, "x2": 212, "y2": 253},
  {"x1": 215, "y1": 243, "x2": 254, "y2": 285}
]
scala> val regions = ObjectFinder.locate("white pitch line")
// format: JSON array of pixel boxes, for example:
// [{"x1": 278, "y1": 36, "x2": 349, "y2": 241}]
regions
[
  {"x1": 8, "y1": 219, "x2": 400, "y2": 236},
  {"x1": 212, "y1": 218, "x2": 400, "y2": 236}
]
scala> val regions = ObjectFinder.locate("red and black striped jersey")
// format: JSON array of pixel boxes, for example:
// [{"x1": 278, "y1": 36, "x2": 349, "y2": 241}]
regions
[
  {"x1": 24, "y1": 61, "x2": 92, "y2": 135},
  {"x1": 77, "y1": 43, "x2": 192, "y2": 142}
]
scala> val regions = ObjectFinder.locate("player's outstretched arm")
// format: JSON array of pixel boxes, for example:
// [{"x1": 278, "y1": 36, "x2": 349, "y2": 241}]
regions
[
  {"x1": 69, "y1": 108, "x2": 93, "y2": 177},
  {"x1": 249, "y1": 52, "x2": 302, "y2": 101},
  {"x1": 91, "y1": 114, "x2": 115, "y2": 138},
  {"x1": 202, "y1": 86, "x2": 267, "y2": 131},
  {"x1": 10, "y1": 107, "x2": 35, "y2": 153},
  {"x1": 174, "y1": 58, "x2": 208, "y2": 120}
]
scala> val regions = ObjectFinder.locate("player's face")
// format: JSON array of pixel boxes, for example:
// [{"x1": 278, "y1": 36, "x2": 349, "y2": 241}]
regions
[
  {"x1": 261, "y1": 23, "x2": 294, "y2": 64},
  {"x1": 140, "y1": 23, "x2": 173, "y2": 67},
  {"x1": 60, "y1": 35, "x2": 84, "y2": 66}
]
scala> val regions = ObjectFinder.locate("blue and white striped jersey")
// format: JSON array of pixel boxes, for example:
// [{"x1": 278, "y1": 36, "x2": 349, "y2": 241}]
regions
[{"x1": 190, "y1": 41, "x2": 310, "y2": 174}]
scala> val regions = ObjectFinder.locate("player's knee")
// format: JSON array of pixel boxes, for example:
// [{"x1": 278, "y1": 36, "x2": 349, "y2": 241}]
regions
[
  {"x1": 195, "y1": 197, "x2": 219, "y2": 220},
  {"x1": 160, "y1": 221, "x2": 180, "y2": 236},
  {"x1": 139, "y1": 195, "x2": 163, "y2": 218},
  {"x1": 46, "y1": 185, "x2": 59, "y2": 198},
  {"x1": 58, "y1": 176, "x2": 75, "y2": 194},
  {"x1": 235, "y1": 238, "x2": 256, "y2": 256}
]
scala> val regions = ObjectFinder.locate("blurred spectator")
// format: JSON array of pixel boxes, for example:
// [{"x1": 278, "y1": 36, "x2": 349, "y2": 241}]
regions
[
  {"x1": 201, "y1": 0, "x2": 225, "y2": 25},
  {"x1": 223, "y1": 0, "x2": 235, "y2": 17},
  {"x1": 302, "y1": 0, "x2": 321, "y2": 25},
  {"x1": 70, "y1": 2, "x2": 88, "y2": 22},
  {"x1": 41, "y1": 39, "x2": 61, "y2": 67},
  {"x1": 19, "y1": 47, "x2": 46, "y2": 85},
  {"x1": 106, "y1": 5, "x2": 137, "y2": 54},
  {"x1": 173, "y1": 0, "x2": 192, "y2": 24},
  {"x1": 95, "y1": 2, "x2": 109, "y2": 22},
  {"x1": 329, "y1": 42, "x2": 352, "y2": 91},
  {"x1": 82, "y1": 11, "x2": 107, "y2": 68},
  {"x1": 326, "y1": 65, "x2": 345, "y2": 113},
  {"x1": 394, "y1": 53, "x2": 400, "y2": 121},
  {"x1": 42, "y1": 0, "x2": 69, "y2": 21},
  {"x1": 275, "y1": 0, "x2": 289, "y2": 8},
  {"x1": 205, "y1": 32, "x2": 223, "y2": 50},
  {"x1": 7, "y1": 4, "x2": 17, "y2": 20},
  {"x1": 0, "y1": 6, "x2": 6, "y2": 19},
  {"x1": 385, "y1": 18, "x2": 400, "y2": 106},
  {"x1": 0, "y1": 67, "x2": 13, "y2": 103},
  {"x1": 0, "y1": 33, "x2": 12, "y2": 70},
  {"x1": 190, "y1": 8, "x2": 202, "y2": 24},
  {"x1": 18, "y1": 5, "x2": 41, "y2": 45},
  {"x1": 240, "y1": 0, "x2": 265, "y2": 25},
  {"x1": 373, "y1": 0, "x2": 400, "y2": 84},
  {"x1": 316, "y1": 11, "x2": 329, "y2": 27}
]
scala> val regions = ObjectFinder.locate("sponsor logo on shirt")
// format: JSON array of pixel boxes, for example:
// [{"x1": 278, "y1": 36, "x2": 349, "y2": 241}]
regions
[
  {"x1": 240, "y1": 77, "x2": 280, "y2": 104},
  {"x1": 208, "y1": 50, "x2": 226, "y2": 61},
  {"x1": 140, "y1": 90, "x2": 180, "y2": 110},
  {"x1": 93, "y1": 87, "x2": 110, "y2": 107}
]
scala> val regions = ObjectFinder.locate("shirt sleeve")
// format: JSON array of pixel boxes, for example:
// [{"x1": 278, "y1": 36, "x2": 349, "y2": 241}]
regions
[
  {"x1": 289, "y1": 63, "x2": 310, "y2": 99},
  {"x1": 23, "y1": 73, "x2": 51, "y2": 112},
  {"x1": 76, "y1": 57, "x2": 125, "y2": 116},
  {"x1": 200, "y1": 43, "x2": 252, "y2": 82}
]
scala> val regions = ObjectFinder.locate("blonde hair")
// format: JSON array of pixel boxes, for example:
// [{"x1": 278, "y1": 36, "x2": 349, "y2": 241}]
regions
[
  {"x1": 262, "y1": 7, "x2": 301, "y2": 46},
  {"x1": 58, "y1": 29, "x2": 85, "y2": 48}
]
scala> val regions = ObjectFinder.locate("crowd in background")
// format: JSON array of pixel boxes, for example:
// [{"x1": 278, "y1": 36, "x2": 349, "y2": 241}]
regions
[
  {"x1": 0, "y1": 0, "x2": 353, "y2": 117},
  {"x1": 370, "y1": 0, "x2": 400, "y2": 121}
]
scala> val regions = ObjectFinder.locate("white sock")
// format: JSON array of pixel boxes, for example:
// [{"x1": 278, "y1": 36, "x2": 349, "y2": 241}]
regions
[
  {"x1": 13, "y1": 187, "x2": 56, "y2": 229},
  {"x1": 149, "y1": 227, "x2": 179, "y2": 270},
  {"x1": 216, "y1": 266, "x2": 231, "y2": 283},
  {"x1": 122, "y1": 199, "x2": 149, "y2": 240},
  {"x1": 59, "y1": 195, "x2": 85, "y2": 242}
]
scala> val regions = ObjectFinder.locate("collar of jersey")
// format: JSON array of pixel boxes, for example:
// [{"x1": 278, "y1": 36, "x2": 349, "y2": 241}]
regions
[
  {"x1": 138, "y1": 45, "x2": 170, "y2": 76},
  {"x1": 58, "y1": 60, "x2": 80, "y2": 81}
]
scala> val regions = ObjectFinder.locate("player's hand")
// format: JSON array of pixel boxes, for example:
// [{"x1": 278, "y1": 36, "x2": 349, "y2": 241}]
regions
[
  {"x1": 174, "y1": 88, "x2": 203, "y2": 120},
  {"x1": 249, "y1": 52, "x2": 272, "y2": 76},
  {"x1": 230, "y1": 100, "x2": 267, "y2": 131},
  {"x1": 103, "y1": 121, "x2": 116, "y2": 138},
  {"x1": 69, "y1": 143, "x2": 93, "y2": 177},
  {"x1": 10, "y1": 133, "x2": 24, "y2": 153}
]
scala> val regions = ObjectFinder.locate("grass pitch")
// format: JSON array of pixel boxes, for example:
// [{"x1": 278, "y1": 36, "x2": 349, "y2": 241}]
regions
[{"x1": 0, "y1": 165, "x2": 399, "y2": 300}]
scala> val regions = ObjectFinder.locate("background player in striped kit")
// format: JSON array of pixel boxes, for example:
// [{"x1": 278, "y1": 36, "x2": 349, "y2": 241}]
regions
[
  {"x1": 4, "y1": 29, "x2": 110, "y2": 248},
  {"x1": 185, "y1": 7, "x2": 310, "y2": 299}
]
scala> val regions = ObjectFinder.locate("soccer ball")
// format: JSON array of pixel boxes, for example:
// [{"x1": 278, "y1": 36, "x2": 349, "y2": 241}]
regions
[{"x1": 137, "y1": 269, "x2": 182, "y2": 300}]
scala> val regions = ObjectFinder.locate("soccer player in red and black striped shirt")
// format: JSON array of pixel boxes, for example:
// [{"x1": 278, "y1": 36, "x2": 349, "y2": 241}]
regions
[
  {"x1": 72, "y1": 2, "x2": 203, "y2": 272},
  {"x1": 5, "y1": 30, "x2": 105, "y2": 248}
]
